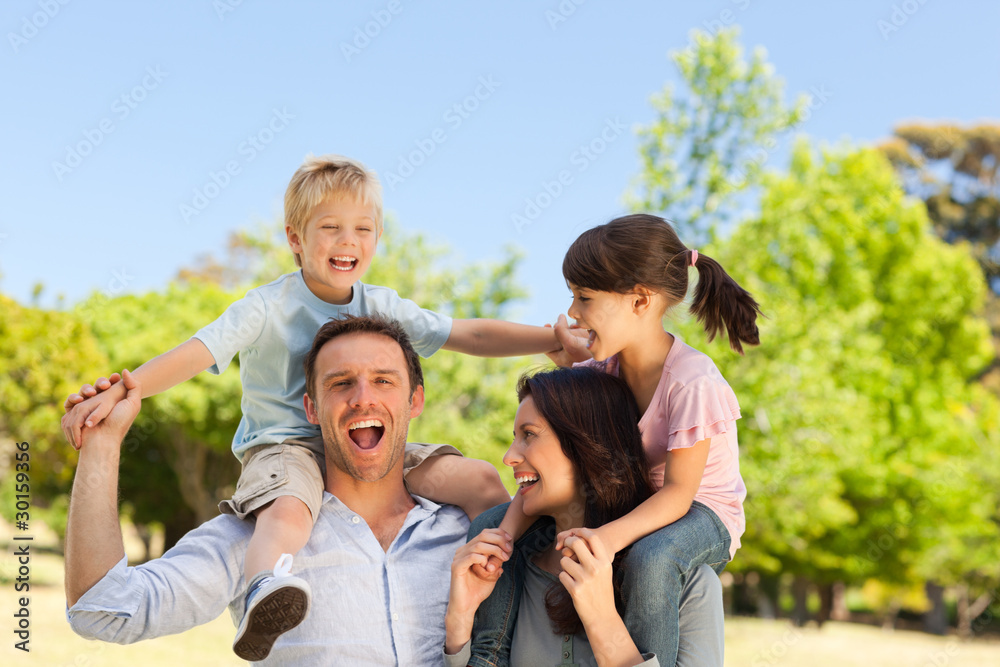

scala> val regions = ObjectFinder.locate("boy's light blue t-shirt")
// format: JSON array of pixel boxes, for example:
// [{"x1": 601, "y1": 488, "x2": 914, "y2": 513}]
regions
[{"x1": 193, "y1": 271, "x2": 453, "y2": 459}]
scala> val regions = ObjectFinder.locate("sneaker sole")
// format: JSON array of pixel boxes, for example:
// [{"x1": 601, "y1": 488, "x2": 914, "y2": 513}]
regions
[{"x1": 233, "y1": 585, "x2": 309, "y2": 662}]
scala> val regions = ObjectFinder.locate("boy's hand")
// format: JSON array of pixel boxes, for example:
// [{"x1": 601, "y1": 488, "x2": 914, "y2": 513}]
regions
[
  {"x1": 78, "y1": 369, "x2": 143, "y2": 449},
  {"x1": 544, "y1": 314, "x2": 592, "y2": 367},
  {"x1": 62, "y1": 373, "x2": 126, "y2": 450}
]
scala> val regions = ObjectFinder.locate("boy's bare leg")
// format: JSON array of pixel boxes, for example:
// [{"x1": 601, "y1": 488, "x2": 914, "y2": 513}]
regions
[
  {"x1": 245, "y1": 496, "x2": 313, "y2": 583},
  {"x1": 405, "y1": 455, "x2": 511, "y2": 521}
]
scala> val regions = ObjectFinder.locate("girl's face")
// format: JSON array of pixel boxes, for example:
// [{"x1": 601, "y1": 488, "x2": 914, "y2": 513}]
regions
[
  {"x1": 504, "y1": 396, "x2": 583, "y2": 518},
  {"x1": 567, "y1": 285, "x2": 638, "y2": 362}
]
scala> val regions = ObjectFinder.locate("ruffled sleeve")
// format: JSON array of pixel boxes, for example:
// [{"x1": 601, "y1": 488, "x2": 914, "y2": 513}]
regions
[{"x1": 666, "y1": 374, "x2": 741, "y2": 451}]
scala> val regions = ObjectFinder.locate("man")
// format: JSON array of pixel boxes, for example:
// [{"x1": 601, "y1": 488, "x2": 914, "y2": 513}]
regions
[{"x1": 65, "y1": 315, "x2": 471, "y2": 665}]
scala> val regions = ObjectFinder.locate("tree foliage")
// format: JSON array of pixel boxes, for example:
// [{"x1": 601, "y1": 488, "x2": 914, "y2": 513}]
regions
[
  {"x1": 667, "y1": 141, "x2": 1000, "y2": 619},
  {"x1": 629, "y1": 27, "x2": 808, "y2": 244}
]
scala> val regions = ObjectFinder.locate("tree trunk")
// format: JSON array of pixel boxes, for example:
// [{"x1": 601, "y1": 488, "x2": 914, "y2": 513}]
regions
[
  {"x1": 759, "y1": 573, "x2": 781, "y2": 620},
  {"x1": 957, "y1": 584, "x2": 970, "y2": 638},
  {"x1": 882, "y1": 600, "x2": 900, "y2": 631},
  {"x1": 924, "y1": 582, "x2": 948, "y2": 635},
  {"x1": 830, "y1": 581, "x2": 850, "y2": 621},
  {"x1": 954, "y1": 584, "x2": 992, "y2": 638},
  {"x1": 791, "y1": 575, "x2": 810, "y2": 627},
  {"x1": 816, "y1": 583, "x2": 832, "y2": 627}
]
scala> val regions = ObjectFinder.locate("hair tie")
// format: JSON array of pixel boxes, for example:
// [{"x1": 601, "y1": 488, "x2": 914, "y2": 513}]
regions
[{"x1": 689, "y1": 249, "x2": 699, "y2": 267}]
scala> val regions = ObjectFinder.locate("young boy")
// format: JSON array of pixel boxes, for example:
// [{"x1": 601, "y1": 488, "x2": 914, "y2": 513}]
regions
[{"x1": 61, "y1": 154, "x2": 582, "y2": 661}]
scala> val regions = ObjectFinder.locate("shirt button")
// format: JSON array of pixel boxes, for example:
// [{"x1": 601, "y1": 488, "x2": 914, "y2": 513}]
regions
[
  {"x1": 351, "y1": 516, "x2": 360, "y2": 524},
  {"x1": 563, "y1": 651, "x2": 570, "y2": 659},
  {"x1": 392, "y1": 612, "x2": 399, "y2": 621},
  {"x1": 563, "y1": 635, "x2": 570, "y2": 642}
]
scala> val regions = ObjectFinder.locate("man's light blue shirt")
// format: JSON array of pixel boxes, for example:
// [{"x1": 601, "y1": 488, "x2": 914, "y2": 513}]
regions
[
  {"x1": 193, "y1": 272, "x2": 453, "y2": 458},
  {"x1": 67, "y1": 493, "x2": 470, "y2": 666}
]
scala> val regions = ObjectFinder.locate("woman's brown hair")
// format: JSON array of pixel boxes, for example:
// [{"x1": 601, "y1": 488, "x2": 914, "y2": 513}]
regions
[
  {"x1": 516, "y1": 366, "x2": 655, "y2": 634},
  {"x1": 563, "y1": 213, "x2": 762, "y2": 354}
]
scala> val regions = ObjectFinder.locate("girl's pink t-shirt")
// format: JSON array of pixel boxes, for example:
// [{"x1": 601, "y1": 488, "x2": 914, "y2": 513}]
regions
[{"x1": 582, "y1": 334, "x2": 746, "y2": 558}]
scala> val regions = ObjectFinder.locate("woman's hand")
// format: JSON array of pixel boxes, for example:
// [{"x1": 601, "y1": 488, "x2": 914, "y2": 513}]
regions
[
  {"x1": 560, "y1": 528, "x2": 646, "y2": 667},
  {"x1": 444, "y1": 528, "x2": 512, "y2": 654},
  {"x1": 557, "y1": 528, "x2": 616, "y2": 627}
]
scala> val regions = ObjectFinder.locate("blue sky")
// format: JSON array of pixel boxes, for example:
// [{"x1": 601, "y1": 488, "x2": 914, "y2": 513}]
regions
[{"x1": 3, "y1": 1, "x2": 998, "y2": 325}]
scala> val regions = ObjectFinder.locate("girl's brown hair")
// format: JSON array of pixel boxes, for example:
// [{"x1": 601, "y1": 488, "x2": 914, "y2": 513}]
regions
[
  {"x1": 516, "y1": 366, "x2": 655, "y2": 634},
  {"x1": 562, "y1": 213, "x2": 762, "y2": 354}
]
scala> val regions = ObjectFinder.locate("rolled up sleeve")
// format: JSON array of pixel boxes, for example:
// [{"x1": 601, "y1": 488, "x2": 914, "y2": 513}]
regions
[{"x1": 66, "y1": 516, "x2": 250, "y2": 644}]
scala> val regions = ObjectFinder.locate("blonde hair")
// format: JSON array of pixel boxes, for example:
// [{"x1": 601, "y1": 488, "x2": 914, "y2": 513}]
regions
[{"x1": 284, "y1": 154, "x2": 384, "y2": 267}]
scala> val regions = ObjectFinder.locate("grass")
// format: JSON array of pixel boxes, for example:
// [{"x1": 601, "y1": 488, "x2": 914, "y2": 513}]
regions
[
  {"x1": 4, "y1": 581, "x2": 999, "y2": 666},
  {"x1": 3, "y1": 519, "x2": 998, "y2": 666}
]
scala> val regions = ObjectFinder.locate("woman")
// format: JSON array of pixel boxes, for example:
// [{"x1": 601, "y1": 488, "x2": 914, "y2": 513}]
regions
[{"x1": 444, "y1": 367, "x2": 724, "y2": 667}]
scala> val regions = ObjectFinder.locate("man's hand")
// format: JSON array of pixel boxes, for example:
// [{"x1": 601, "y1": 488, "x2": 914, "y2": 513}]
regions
[
  {"x1": 76, "y1": 370, "x2": 142, "y2": 450},
  {"x1": 544, "y1": 314, "x2": 592, "y2": 367},
  {"x1": 62, "y1": 373, "x2": 126, "y2": 449}
]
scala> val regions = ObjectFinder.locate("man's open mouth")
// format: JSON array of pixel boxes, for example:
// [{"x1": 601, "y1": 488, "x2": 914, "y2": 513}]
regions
[
  {"x1": 348, "y1": 419, "x2": 385, "y2": 450},
  {"x1": 330, "y1": 256, "x2": 358, "y2": 272}
]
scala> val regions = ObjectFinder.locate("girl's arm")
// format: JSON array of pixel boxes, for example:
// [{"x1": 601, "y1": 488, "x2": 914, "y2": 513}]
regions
[
  {"x1": 61, "y1": 339, "x2": 215, "y2": 448},
  {"x1": 561, "y1": 439, "x2": 710, "y2": 557}
]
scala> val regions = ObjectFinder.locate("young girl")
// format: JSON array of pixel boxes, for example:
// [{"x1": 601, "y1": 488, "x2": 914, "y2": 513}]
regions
[{"x1": 479, "y1": 212, "x2": 760, "y2": 666}]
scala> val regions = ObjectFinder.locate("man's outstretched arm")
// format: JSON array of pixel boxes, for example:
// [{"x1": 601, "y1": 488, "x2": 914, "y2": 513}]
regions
[{"x1": 65, "y1": 369, "x2": 141, "y2": 606}]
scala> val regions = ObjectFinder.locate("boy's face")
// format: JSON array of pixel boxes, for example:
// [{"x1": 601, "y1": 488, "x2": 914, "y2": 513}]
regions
[{"x1": 287, "y1": 196, "x2": 379, "y2": 304}]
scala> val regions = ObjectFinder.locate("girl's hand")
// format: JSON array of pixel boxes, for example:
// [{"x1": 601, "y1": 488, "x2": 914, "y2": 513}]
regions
[
  {"x1": 445, "y1": 528, "x2": 513, "y2": 653},
  {"x1": 557, "y1": 528, "x2": 616, "y2": 628},
  {"x1": 555, "y1": 525, "x2": 620, "y2": 561}
]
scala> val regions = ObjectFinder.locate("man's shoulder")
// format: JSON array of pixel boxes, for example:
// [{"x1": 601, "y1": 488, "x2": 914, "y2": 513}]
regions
[{"x1": 410, "y1": 497, "x2": 471, "y2": 537}]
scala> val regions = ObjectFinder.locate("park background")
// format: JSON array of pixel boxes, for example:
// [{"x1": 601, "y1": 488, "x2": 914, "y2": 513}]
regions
[{"x1": 2, "y1": 1, "x2": 999, "y2": 664}]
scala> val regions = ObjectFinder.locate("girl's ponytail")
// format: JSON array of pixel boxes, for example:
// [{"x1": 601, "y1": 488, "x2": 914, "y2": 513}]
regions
[{"x1": 688, "y1": 249, "x2": 762, "y2": 355}]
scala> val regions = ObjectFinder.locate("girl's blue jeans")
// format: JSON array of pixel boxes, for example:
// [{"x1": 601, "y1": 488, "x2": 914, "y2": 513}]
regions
[{"x1": 467, "y1": 500, "x2": 731, "y2": 667}]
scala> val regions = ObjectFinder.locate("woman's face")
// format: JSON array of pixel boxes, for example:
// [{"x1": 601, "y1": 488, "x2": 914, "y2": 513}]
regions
[{"x1": 503, "y1": 395, "x2": 583, "y2": 518}]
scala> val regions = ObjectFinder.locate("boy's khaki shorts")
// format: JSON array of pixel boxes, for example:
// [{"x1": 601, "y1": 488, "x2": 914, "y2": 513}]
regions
[{"x1": 218, "y1": 436, "x2": 462, "y2": 522}]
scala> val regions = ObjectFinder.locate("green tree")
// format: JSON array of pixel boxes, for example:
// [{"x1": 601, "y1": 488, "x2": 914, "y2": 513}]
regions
[
  {"x1": 0, "y1": 294, "x2": 108, "y2": 536},
  {"x1": 629, "y1": 26, "x2": 808, "y2": 244},
  {"x1": 682, "y1": 141, "x2": 998, "y2": 625},
  {"x1": 878, "y1": 122, "x2": 1000, "y2": 391}
]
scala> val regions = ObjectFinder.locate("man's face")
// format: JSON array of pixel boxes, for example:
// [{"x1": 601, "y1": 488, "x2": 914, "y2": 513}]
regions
[{"x1": 303, "y1": 332, "x2": 424, "y2": 483}]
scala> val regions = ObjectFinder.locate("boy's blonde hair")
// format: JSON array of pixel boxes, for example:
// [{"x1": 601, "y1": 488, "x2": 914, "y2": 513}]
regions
[{"x1": 284, "y1": 154, "x2": 384, "y2": 267}]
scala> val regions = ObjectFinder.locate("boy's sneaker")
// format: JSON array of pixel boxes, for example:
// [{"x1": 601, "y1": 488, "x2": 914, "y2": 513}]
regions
[{"x1": 233, "y1": 554, "x2": 311, "y2": 662}]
